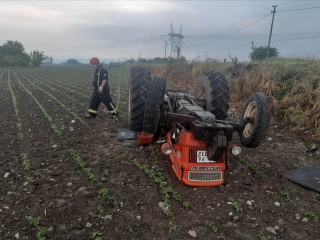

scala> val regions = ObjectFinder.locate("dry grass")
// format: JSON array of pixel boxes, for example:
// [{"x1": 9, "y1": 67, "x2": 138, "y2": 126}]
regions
[{"x1": 160, "y1": 57, "x2": 320, "y2": 137}]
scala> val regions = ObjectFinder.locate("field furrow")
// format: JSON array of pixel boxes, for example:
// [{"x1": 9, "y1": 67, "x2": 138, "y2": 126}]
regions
[{"x1": 1, "y1": 66, "x2": 319, "y2": 240}]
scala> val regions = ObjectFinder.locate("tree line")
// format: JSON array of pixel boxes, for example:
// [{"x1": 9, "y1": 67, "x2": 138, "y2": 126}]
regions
[
  {"x1": 0, "y1": 40, "x2": 279, "y2": 67},
  {"x1": 0, "y1": 40, "x2": 47, "y2": 66}
]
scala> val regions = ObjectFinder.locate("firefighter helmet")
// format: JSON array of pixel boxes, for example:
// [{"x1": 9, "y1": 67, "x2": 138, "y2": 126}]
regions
[{"x1": 90, "y1": 57, "x2": 100, "y2": 65}]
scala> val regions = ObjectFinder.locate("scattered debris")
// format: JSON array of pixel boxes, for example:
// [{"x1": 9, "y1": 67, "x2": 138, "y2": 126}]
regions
[
  {"x1": 4, "y1": 172, "x2": 9, "y2": 178},
  {"x1": 71, "y1": 119, "x2": 76, "y2": 124},
  {"x1": 306, "y1": 144, "x2": 318, "y2": 153},
  {"x1": 159, "y1": 202, "x2": 169, "y2": 212},
  {"x1": 246, "y1": 200, "x2": 253, "y2": 206},
  {"x1": 266, "y1": 226, "x2": 277, "y2": 235},
  {"x1": 274, "y1": 201, "x2": 280, "y2": 207},
  {"x1": 188, "y1": 230, "x2": 197, "y2": 238}
]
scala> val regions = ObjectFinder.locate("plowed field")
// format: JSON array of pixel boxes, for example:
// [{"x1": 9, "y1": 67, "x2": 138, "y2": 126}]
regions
[{"x1": 0, "y1": 66, "x2": 319, "y2": 240}]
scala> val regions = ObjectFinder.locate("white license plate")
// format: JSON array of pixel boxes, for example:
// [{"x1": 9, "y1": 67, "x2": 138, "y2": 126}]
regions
[{"x1": 197, "y1": 150, "x2": 215, "y2": 163}]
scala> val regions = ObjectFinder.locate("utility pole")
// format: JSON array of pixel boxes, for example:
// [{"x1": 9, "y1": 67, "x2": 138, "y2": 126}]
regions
[
  {"x1": 251, "y1": 41, "x2": 254, "y2": 50},
  {"x1": 266, "y1": 5, "x2": 277, "y2": 60},
  {"x1": 165, "y1": 42, "x2": 167, "y2": 58}
]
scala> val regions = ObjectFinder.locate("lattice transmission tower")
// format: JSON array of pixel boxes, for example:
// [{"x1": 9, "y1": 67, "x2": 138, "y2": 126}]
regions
[{"x1": 168, "y1": 23, "x2": 184, "y2": 59}]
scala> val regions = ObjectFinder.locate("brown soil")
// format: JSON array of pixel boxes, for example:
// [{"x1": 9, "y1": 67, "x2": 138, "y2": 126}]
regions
[{"x1": 0, "y1": 67, "x2": 319, "y2": 240}]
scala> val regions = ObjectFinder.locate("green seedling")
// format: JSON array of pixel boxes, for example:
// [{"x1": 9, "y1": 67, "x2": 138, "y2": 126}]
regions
[
  {"x1": 132, "y1": 158, "x2": 192, "y2": 217},
  {"x1": 92, "y1": 231, "x2": 102, "y2": 240},
  {"x1": 98, "y1": 188, "x2": 119, "y2": 208},
  {"x1": 280, "y1": 191, "x2": 293, "y2": 203},
  {"x1": 169, "y1": 221, "x2": 177, "y2": 233},
  {"x1": 101, "y1": 161, "x2": 110, "y2": 181},
  {"x1": 21, "y1": 153, "x2": 31, "y2": 171},
  {"x1": 233, "y1": 155, "x2": 265, "y2": 177},
  {"x1": 36, "y1": 227, "x2": 48, "y2": 240},
  {"x1": 257, "y1": 231, "x2": 267, "y2": 240},
  {"x1": 26, "y1": 176, "x2": 34, "y2": 183},
  {"x1": 229, "y1": 198, "x2": 243, "y2": 213},
  {"x1": 303, "y1": 210, "x2": 319, "y2": 222},
  {"x1": 26, "y1": 215, "x2": 40, "y2": 227},
  {"x1": 205, "y1": 220, "x2": 218, "y2": 233}
]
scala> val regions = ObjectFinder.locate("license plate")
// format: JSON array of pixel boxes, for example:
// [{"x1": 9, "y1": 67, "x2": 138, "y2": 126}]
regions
[{"x1": 197, "y1": 150, "x2": 214, "y2": 163}]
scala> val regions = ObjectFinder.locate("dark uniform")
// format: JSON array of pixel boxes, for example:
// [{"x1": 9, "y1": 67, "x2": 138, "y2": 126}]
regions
[{"x1": 88, "y1": 65, "x2": 116, "y2": 117}]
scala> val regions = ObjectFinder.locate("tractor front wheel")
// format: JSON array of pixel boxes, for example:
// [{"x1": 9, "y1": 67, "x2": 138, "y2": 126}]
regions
[{"x1": 240, "y1": 92, "x2": 270, "y2": 148}]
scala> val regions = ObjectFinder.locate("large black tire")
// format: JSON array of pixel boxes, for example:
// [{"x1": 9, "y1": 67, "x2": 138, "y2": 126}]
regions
[
  {"x1": 195, "y1": 71, "x2": 229, "y2": 120},
  {"x1": 128, "y1": 67, "x2": 152, "y2": 131},
  {"x1": 143, "y1": 76, "x2": 166, "y2": 134},
  {"x1": 240, "y1": 92, "x2": 270, "y2": 148}
]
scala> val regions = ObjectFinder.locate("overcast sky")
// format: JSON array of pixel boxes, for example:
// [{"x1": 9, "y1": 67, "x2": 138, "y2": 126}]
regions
[{"x1": 1, "y1": 0, "x2": 319, "y2": 63}]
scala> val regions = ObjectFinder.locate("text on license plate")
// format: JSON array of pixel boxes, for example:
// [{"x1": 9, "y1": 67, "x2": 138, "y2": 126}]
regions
[{"x1": 197, "y1": 150, "x2": 215, "y2": 163}]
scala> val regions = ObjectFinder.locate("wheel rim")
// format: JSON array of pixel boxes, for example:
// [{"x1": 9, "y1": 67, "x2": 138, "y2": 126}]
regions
[
  {"x1": 197, "y1": 85, "x2": 207, "y2": 99},
  {"x1": 243, "y1": 102, "x2": 257, "y2": 137}
]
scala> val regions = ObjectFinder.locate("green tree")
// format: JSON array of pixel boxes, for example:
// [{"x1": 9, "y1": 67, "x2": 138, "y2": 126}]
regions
[
  {"x1": 249, "y1": 46, "x2": 279, "y2": 61},
  {"x1": 30, "y1": 50, "x2": 46, "y2": 66},
  {"x1": 66, "y1": 59, "x2": 81, "y2": 65},
  {"x1": 0, "y1": 40, "x2": 30, "y2": 66}
]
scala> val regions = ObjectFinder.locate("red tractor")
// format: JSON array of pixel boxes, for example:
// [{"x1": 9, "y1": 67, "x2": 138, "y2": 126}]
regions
[{"x1": 127, "y1": 67, "x2": 270, "y2": 187}]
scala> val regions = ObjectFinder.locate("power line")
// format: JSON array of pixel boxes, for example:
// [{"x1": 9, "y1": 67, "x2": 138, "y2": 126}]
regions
[
  {"x1": 278, "y1": 5, "x2": 320, "y2": 13},
  {"x1": 183, "y1": 13, "x2": 271, "y2": 48},
  {"x1": 46, "y1": 35, "x2": 165, "y2": 52}
]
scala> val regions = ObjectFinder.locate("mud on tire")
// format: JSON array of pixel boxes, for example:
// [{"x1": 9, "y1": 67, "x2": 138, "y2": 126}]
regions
[
  {"x1": 143, "y1": 76, "x2": 166, "y2": 134},
  {"x1": 128, "y1": 67, "x2": 152, "y2": 131},
  {"x1": 195, "y1": 71, "x2": 229, "y2": 120},
  {"x1": 240, "y1": 92, "x2": 270, "y2": 148}
]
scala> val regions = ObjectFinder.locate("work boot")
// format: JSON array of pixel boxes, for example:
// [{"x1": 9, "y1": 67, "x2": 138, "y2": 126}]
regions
[{"x1": 84, "y1": 113, "x2": 97, "y2": 118}]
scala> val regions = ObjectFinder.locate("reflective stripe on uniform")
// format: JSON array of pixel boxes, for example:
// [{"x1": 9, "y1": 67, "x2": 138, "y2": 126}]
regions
[
  {"x1": 88, "y1": 109, "x2": 97, "y2": 113},
  {"x1": 109, "y1": 103, "x2": 117, "y2": 113}
]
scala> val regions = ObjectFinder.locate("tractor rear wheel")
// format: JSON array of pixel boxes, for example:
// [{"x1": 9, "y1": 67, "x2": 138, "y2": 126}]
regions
[
  {"x1": 195, "y1": 71, "x2": 229, "y2": 120},
  {"x1": 240, "y1": 92, "x2": 270, "y2": 148},
  {"x1": 128, "y1": 67, "x2": 152, "y2": 131},
  {"x1": 143, "y1": 76, "x2": 166, "y2": 134}
]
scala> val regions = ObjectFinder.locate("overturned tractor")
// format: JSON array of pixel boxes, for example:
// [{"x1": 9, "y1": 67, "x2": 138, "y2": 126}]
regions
[{"x1": 127, "y1": 67, "x2": 270, "y2": 187}]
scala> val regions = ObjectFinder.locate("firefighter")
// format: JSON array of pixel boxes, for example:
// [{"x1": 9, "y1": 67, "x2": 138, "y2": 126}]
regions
[{"x1": 85, "y1": 57, "x2": 117, "y2": 118}]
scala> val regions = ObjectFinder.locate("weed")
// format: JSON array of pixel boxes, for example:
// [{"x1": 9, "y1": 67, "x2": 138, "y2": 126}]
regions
[
  {"x1": 280, "y1": 191, "x2": 293, "y2": 203},
  {"x1": 101, "y1": 161, "x2": 110, "y2": 181},
  {"x1": 16, "y1": 122, "x2": 22, "y2": 130},
  {"x1": 169, "y1": 221, "x2": 177, "y2": 233},
  {"x1": 90, "y1": 206, "x2": 105, "y2": 219},
  {"x1": 26, "y1": 176, "x2": 34, "y2": 183},
  {"x1": 21, "y1": 153, "x2": 31, "y2": 171},
  {"x1": 36, "y1": 227, "x2": 48, "y2": 240},
  {"x1": 183, "y1": 201, "x2": 191, "y2": 209},
  {"x1": 92, "y1": 231, "x2": 102, "y2": 240},
  {"x1": 26, "y1": 215, "x2": 40, "y2": 227},
  {"x1": 150, "y1": 150, "x2": 157, "y2": 160},
  {"x1": 126, "y1": 226, "x2": 133, "y2": 233},
  {"x1": 98, "y1": 188, "x2": 119, "y2": 208},
  {"x1": 233, "y1": 155, "x2": 264, "y2": 177},
  {"x1": 205, "y1": 220, "x2": 218, "y2": 233},
  {"x1": 303, "y1": 210, "x2": 319, "y2": 222},
  {"x1": 257, "y1": 231, "x2": 267, "y2": 240},
  {"x1": 229, "y1": 198, "x2": 243, "y2": 213}
]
